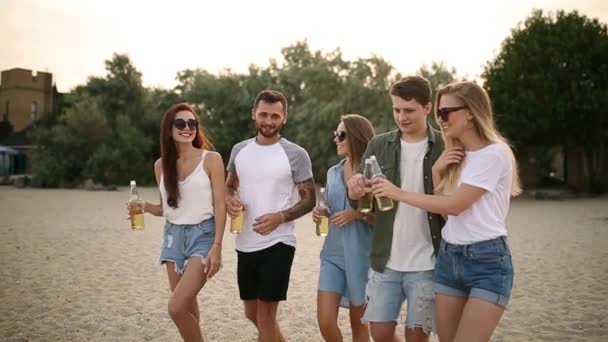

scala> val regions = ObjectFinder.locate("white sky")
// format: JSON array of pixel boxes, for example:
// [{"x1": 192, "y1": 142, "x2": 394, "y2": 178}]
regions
[{"x1": 1, "y1": 0, "x2": 606, "y2": 92}]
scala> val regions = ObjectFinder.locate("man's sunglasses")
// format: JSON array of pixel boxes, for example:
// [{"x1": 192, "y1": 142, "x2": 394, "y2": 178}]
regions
[
  {"x1": 437, "y1": 106, "x2": 467, "y2": 122},
  {"x1": 334, "y1": 131, "x2": 347, "y2": 142},
  {"x1": 174, "y1": 118, "x2": 198, "y2": 130}
]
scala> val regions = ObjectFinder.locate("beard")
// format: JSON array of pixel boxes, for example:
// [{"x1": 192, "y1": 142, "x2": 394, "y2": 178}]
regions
[{"x1": 256, "y1": 122, "x2": 283, "y2": 138}]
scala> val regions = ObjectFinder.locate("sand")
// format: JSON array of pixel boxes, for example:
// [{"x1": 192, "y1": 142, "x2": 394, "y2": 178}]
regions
[{"x1": 0, "y1": 186, "x2": 607, "y2": 341}]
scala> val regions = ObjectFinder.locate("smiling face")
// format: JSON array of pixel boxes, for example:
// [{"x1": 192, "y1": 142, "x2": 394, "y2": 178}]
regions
[
  {"x1": 252, "y1": 100, "x2": 286, "y2": 139},
  {"x1": 172, "y1": 110, "x2": 198, "y2": 144},
  {"x1": 334, "y1": 121, "x2": 350, "y2": 157},
  {"x1": 436, "y1": 94, "x2": 471, "y2": 140},
  {"x1": 391, "y1": 95, "x2": 430, "y2": 139}
]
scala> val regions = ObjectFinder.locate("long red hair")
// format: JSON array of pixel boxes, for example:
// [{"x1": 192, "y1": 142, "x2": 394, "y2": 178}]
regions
[{"x1": 160, "y1": 103, "x2": 214, "y2": 208}]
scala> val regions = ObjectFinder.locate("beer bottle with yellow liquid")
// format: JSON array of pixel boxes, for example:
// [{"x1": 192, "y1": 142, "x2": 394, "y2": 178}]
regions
[
  {"x1": 129, "y1": 180, "x2": 145, "y2": 230},
  {"x1": 358, "y1": 158, "x2": 374, "y2": 213},
  {"x1": 230, "y1": 193, "x2": 244, "y2": 234},
  {"x1": 316, "y1": 187, "x2": 329, "y2": 237},
  {"x1": 369, "y1": 156, "x2": 394, "y2": 211}
]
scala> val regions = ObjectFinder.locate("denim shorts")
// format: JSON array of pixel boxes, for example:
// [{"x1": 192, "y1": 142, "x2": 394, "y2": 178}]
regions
[
  {"x1": 159, "y1": 216, "x2": 215, "y2": 274},
  {"x1": 434, "y1": 237, "x2": 514, "y2": 309},
  {"x1": 363, "y1": 268, "x2": 435, "y2": 334},
  {"x1": 318, "y1": 256, "x2": 368, "y2": 307}
]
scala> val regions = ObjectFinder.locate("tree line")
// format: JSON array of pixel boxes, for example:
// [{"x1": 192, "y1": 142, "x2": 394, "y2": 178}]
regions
[{"x1": 29, "y1": 10, "x2": 607, "y2": 192}]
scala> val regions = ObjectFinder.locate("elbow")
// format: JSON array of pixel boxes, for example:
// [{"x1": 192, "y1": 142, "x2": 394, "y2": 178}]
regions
[{"x1": 445, "y1": 205, "x2": 465, "y2": 216}]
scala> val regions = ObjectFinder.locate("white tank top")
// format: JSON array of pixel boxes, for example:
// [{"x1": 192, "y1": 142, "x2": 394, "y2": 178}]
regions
[{"x1": 159, "y1": 151, "x2": 214, "y2": 225}]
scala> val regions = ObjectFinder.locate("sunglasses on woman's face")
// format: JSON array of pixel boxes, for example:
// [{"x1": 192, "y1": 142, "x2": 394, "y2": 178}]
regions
[
  {"x1": 437, "y1": 106, "x2": 467, "y2": 122},
  {"x1": 174, "y1": 118, "x2": 198, "y2": 130},
  {"x1": 334, "y1": 130, "x2": 347, "y2": 142}
]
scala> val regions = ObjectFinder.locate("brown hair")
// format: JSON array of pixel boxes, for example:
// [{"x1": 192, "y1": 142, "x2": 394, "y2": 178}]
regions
[
  {"x1": 389, "y1": 76, "x2": 432, "y2": 105},
  {"x1": 252, "y1": 90, "x2": 288, "y2": 113},
  {"x1": 160, "y1": 103, "x2": 214, "y2": 208},
  {"x1": 434, "y1": 82, "x2": 521, "y2": 196},
  {"x1": 341, "y1": 114, "x2": 376, "y2": 169}
]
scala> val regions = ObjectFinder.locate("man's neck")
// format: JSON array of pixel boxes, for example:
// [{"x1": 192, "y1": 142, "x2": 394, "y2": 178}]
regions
[
  {"x1": 400, "y1": 127, "x2": 427, "y2": 143},
  {"x1": 256, "y1": 133, "x2": 281, "y2": 145}
]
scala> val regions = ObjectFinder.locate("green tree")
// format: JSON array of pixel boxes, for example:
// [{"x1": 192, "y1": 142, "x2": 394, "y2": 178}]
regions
[
  {"x1": 417, "y1": 62, "x2": 460, "y2": 128},
  {"x1": 31, "y1": 54, "x2": 159, "y2": 187},
  {"x1": 483, "y1": 9, "x2": 608, "y2": 192},
  {"x1": 30, "y1": 97, "x2": 111, "y2": 187}
]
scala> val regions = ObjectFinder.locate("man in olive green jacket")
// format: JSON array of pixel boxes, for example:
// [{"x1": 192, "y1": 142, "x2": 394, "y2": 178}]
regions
[{"x1": 348, "y1": 76, "x2": 445, "y2": 342}]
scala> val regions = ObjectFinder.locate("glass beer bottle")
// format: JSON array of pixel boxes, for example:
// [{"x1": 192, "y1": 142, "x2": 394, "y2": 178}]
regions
[
  {"x1": 316, "y1": 187, "x2": 329, "y2": 237},
  {"x1": 358, "y1": 158, "x2": 374, "y2": 213},
  {"x1": 369, "y1": 156, "x2": 394, "y2": 211},
  {"x1": 129, "y1": 180, "x2": 145, "y2": 230},
  {"x1": 230, "y1": 192, "x2": 244, "y2": 234}
]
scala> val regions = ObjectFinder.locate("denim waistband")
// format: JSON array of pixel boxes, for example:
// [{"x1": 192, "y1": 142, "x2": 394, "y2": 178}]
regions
[
  {"x1": 441, "y1": 236, "x2": 509, "y2": 256},
  {"x1": 166, "y1": 216, "x2": 215, "y2": 229}
]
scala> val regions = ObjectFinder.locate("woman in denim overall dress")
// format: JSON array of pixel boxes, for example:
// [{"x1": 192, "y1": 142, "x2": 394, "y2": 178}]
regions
[{"x1": 312, "y1": 114, "x2": 375, "y2": 341}]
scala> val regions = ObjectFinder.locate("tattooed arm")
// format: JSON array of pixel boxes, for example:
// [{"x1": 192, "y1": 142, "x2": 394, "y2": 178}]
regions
[
  {"x1": 281, "y1": 178, "x2": 316, "y2": 223},
  {"x1": 252, "y1": 178, "x2": 316, "y2": 235}
]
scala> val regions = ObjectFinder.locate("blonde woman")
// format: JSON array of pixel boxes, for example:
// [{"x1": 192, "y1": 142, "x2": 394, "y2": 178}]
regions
[{"x1": 370, "y1": 81, "x2": 520, "y2": 342}]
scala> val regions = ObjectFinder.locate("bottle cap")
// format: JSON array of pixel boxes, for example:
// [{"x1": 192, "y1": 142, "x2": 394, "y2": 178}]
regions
[{"x1": 369, "y1": 155, "x2": 377, "y2": 161}]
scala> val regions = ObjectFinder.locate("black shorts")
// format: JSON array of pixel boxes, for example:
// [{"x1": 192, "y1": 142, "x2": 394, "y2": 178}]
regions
[{"x1": 237, "y1": 242, "x2": 296, "y2": 302}]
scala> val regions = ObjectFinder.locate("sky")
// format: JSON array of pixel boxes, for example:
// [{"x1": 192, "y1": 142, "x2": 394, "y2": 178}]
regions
[{"x1": 1, "y1": 0, "x2": 606, "y2": 92}]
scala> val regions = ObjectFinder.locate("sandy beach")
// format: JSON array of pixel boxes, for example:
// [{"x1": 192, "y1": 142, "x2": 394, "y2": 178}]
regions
[{"x1": 0, "y1": 186, "x2": 607, "y2": 341}]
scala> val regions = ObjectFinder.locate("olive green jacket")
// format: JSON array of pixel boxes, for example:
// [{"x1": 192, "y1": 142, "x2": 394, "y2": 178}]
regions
[{"x1": 350, "y1": 125, "x2": 446, "y2": 273}]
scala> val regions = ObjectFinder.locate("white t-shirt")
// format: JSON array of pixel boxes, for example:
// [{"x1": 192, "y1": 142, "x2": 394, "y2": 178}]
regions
[
  {"x1": 386, "y1": 138, "x2": 436, "y2": 272},
  {"x1": 227, "y1": 137, "x2": 313, "y2": 252},
  {"x1": 442, "y1": 143, "x2": 513, "y2": 245}
]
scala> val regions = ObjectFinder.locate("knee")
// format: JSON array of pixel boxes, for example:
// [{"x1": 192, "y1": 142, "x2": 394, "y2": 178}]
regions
[
  {"x1": 167, "y1": 298, "x2": 188, "y2": 320},
  {"x1": 370, "y1": 325, "x2": 394, "y2": 341},
  {"x1": 256, "y1": 310, "x2": 275, "y2": 327},
  {"x1": 317, "y1": 313, "x2": 337, "y2": 334},
  {"x1": 244, "y1": 308, "x2": 257, "y2": 325}
]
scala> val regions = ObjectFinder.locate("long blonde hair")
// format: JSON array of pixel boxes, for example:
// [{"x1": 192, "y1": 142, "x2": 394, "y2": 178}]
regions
[{"x1": 435, "y1": 82, "x2": 522, "y2": 196}]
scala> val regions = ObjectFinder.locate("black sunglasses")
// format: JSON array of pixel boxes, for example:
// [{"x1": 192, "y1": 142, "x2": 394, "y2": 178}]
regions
[
  {"x1": 334, "y1": 130, "x2": 347, "y2": 142},
  {"x1": 437, "y1": 106, "x2": 467, "y2": 122},
  {"x1": 174, "y1": 118, "x2": 198, "y2": 130}
]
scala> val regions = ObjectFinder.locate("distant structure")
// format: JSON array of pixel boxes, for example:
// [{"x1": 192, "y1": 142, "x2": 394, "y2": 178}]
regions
[
  {"x1": 0, "y1": 68, "x2": 57, "y2": 176},
  {"x1": 0, "y1": 68, "x2": 54, "y2": 132}
]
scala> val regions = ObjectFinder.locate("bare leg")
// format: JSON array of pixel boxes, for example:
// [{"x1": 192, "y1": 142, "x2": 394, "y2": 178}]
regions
[
  {"x1": 348, "y1": 304, "x2": 369, "y2": 342},
  {"x1": 167, "y1": 258, "x2": 207, "y2": 342},
  {"x1": 244, "y1": 300, "x2": 258, "y2": 327},
  {"x1": 404, "y1": 327, "x2": 429, "y2": 342},
  {"x1": 256, "y1": 300, "x2": 286, "y2": 342},
  {"x1": 453, "y1": 297, "x2": 504, "y2": 342},
  {"x1": 369, "y1": 322, "x2": 402, "y2": 342},
  {"x1": 434, "y1": 294, "x2": 467, "y2": 342},
  {"x1": 166, "y1": 262, "x2": 200, "y2": 322},
  {"x1": 317, "y1": 291, "x2": 342, "y2": 341}
]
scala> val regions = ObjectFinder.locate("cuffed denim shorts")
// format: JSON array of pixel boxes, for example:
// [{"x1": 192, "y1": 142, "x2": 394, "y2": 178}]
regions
[
  {"x1": 363, "y1": 268, "x2": 435, "y2": 334},
  {"x1": 159, "y1": 216, "x2": 215, "y2": 274},
  {"x1": 434, "y1": 236, "x2": 514, "y2": 309}
]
